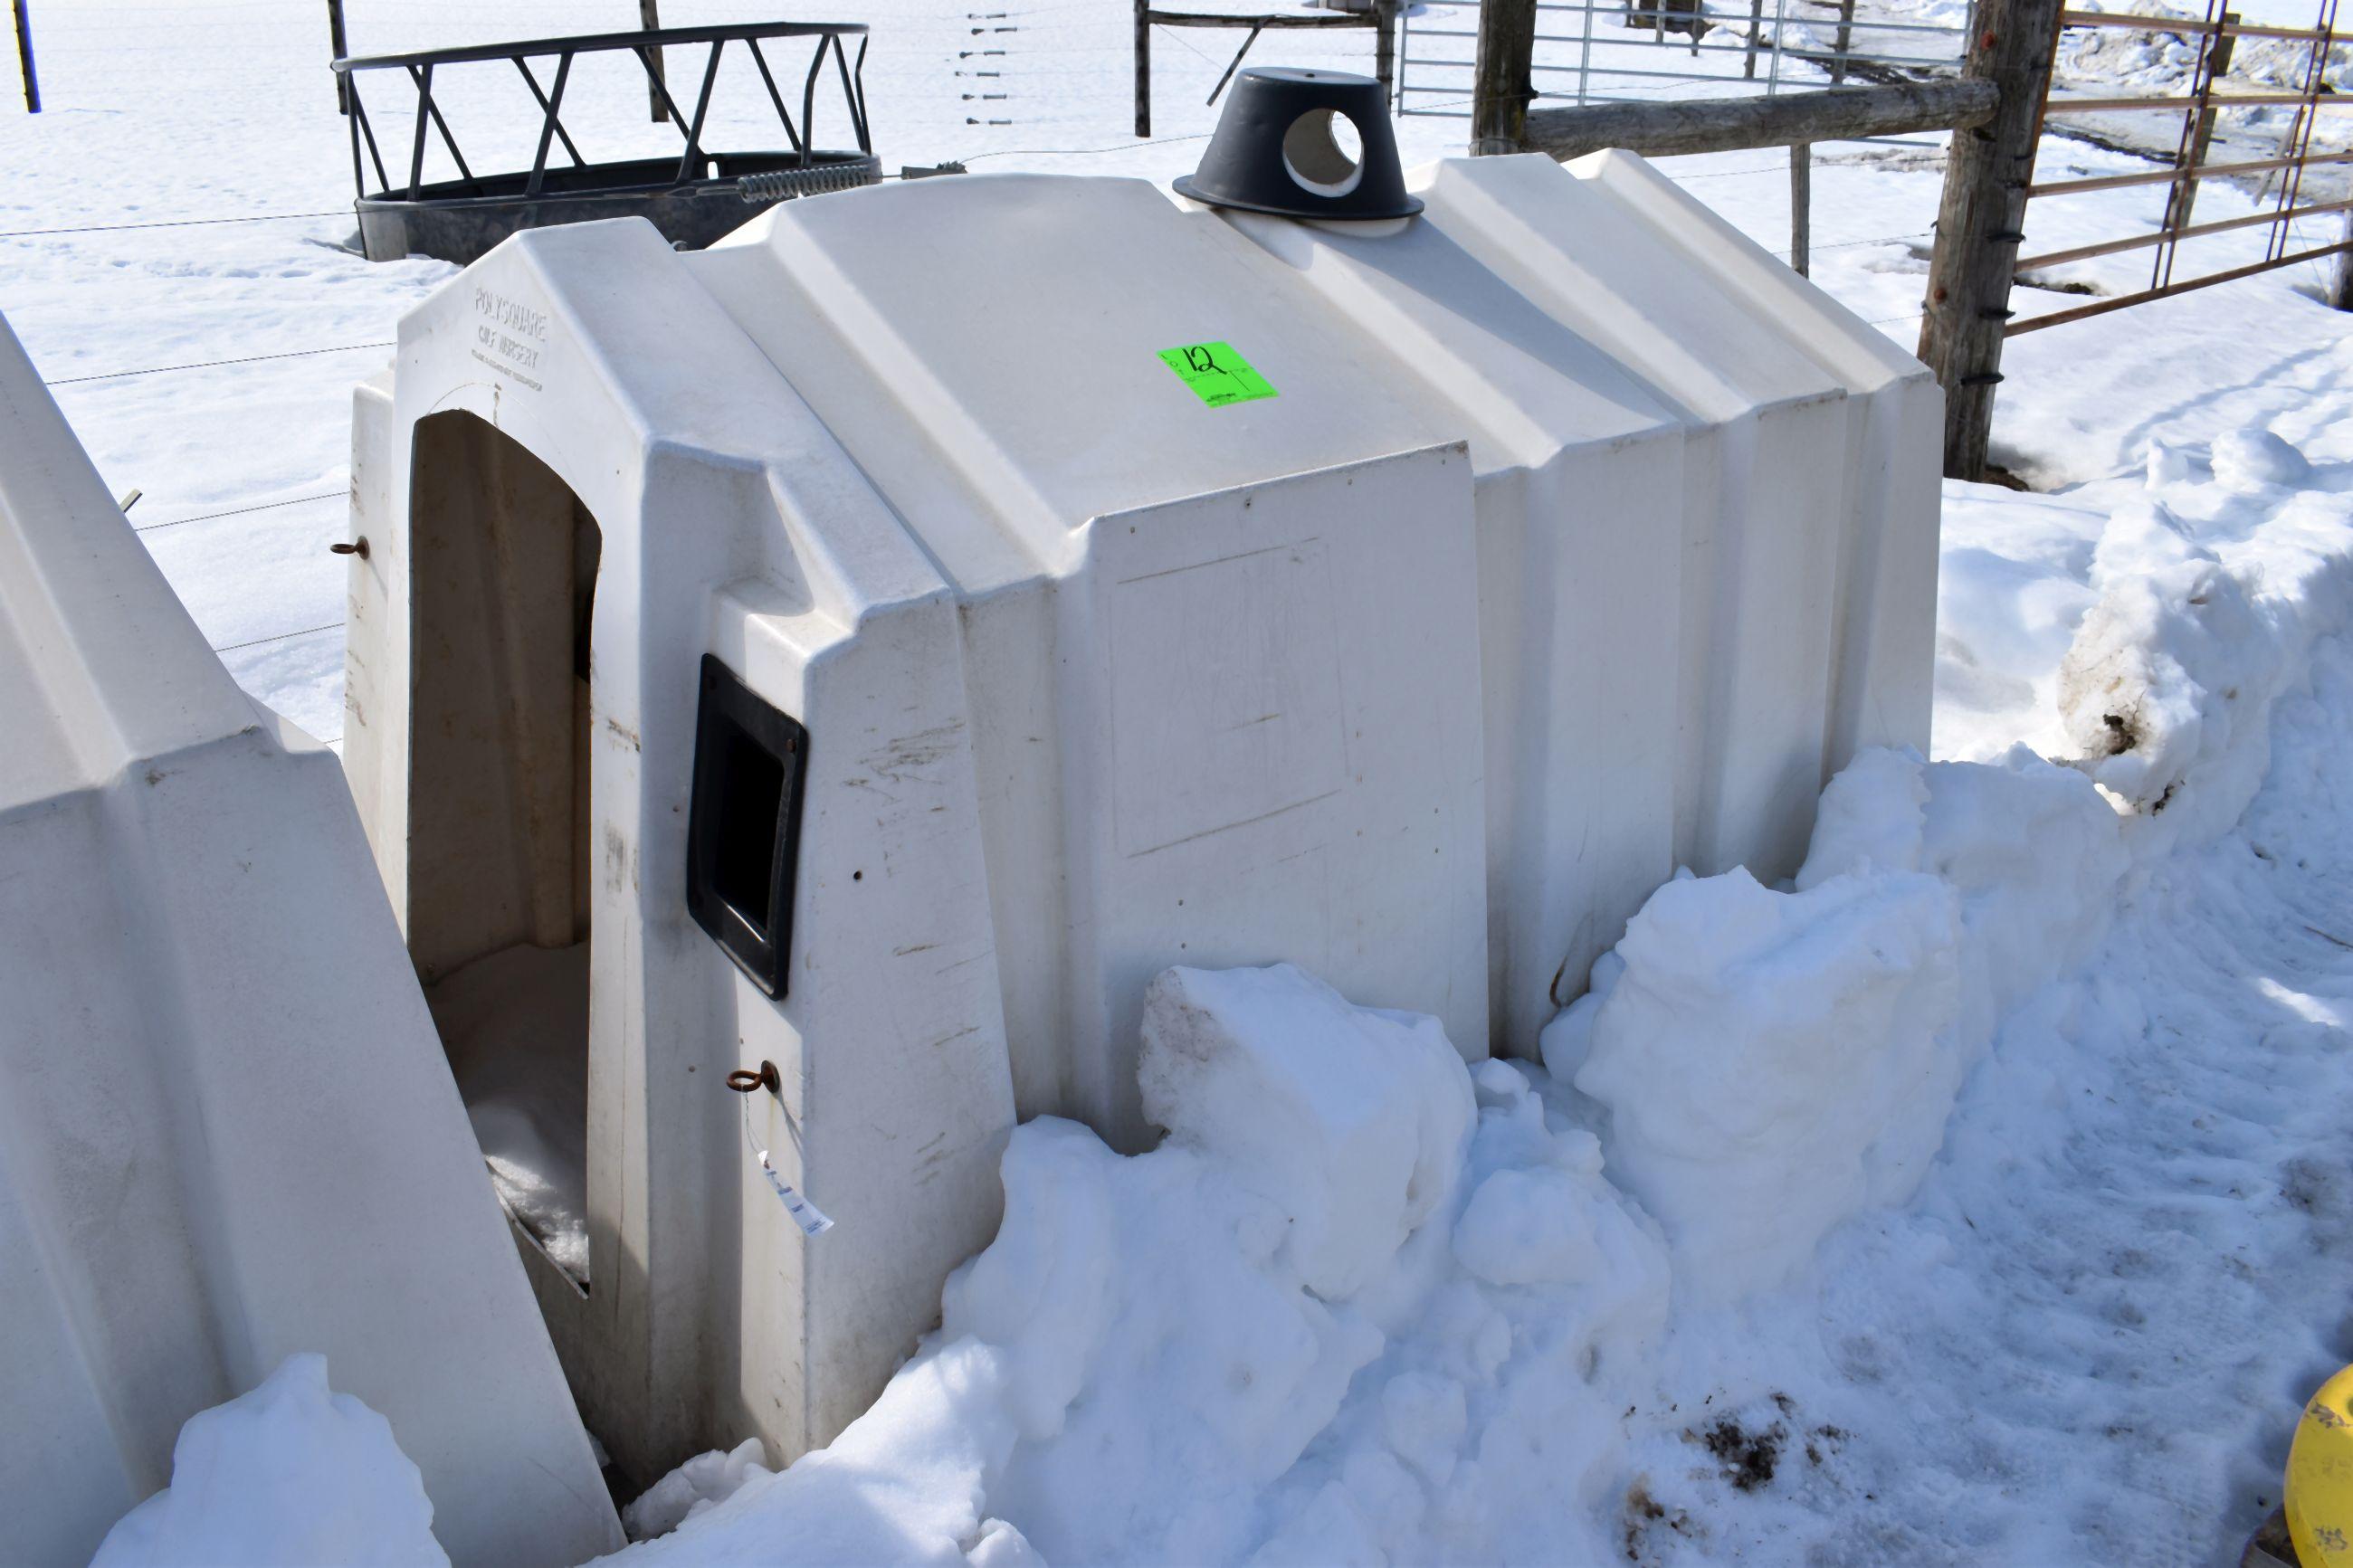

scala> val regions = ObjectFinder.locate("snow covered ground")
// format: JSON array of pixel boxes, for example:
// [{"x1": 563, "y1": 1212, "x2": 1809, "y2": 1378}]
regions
[{"x1": 21, "y1": 2, "x2": 2353, "y2": 1564}]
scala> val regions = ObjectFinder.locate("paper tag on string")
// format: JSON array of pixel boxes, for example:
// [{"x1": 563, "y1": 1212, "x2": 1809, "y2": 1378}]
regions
[{"x1": 758, "y1": 1150, "x2": 834, "y2": 1237}]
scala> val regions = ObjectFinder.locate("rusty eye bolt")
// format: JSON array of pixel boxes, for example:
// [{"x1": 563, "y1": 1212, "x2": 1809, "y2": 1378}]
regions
[{"x1": 727, "y1": 1061, "x2": 781, "y2": 1096}]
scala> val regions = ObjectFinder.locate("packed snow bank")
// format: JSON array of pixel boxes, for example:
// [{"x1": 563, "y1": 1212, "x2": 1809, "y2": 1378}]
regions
[
  {"x1": 92, "y1": 1354, "x2": 447, "y2": 1568},
  {"x1": 2059, "y1": 428, "x2": 2353, "y2": 847},
  {"x1": 1557, "y1": 747, "x2": 2127, "y2": 1300},
  {"x1": 1938, "y1": 422, "x2": 2353, "y2": 803},
  {"x1": 614, "y1": 965, "x2": 1670, "y2": 1563},
  {"x1": 618, "y1": 964, "x2": 1493, "y2": 1565},
  {"x1": 1562, "y1": 470, "x2": 2339, "y2": 1298}
]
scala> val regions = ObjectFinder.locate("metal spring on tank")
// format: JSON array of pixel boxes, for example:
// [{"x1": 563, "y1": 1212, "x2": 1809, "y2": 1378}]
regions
[{"x1": 736, "y1": 162, "x2": 880, "y2": 205}]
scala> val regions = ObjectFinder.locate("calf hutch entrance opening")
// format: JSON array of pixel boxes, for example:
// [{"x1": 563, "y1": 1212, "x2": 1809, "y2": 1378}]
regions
[{"x1": 406, "y1": 411, "x2": 599, "y2": 1289}]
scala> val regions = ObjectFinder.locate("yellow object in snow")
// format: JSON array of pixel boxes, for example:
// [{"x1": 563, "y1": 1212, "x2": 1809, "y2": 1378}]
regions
[{"x1": 2289, "y1": 1365, "x2": 2353, "y2": 1564}]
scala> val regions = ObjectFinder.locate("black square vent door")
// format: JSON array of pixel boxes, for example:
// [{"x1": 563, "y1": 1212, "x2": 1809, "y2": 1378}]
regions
[{"x1": 686, "y1": 654, "x2": 809, "y2": 997}]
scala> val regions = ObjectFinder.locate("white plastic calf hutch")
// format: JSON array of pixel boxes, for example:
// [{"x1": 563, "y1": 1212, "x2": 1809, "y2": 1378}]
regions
[
  {"x1": 340, "y1": 74, "x2": 1938, "y2": 1484},
  {"x1": 0, "y1": 316, "x2": 624, "y2": 1566}
]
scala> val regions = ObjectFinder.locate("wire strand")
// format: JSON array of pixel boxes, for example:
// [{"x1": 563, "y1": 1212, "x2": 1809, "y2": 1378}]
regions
[
  {"x1": 0, "y1": 211, "x2": 348, "y2": 240},
  {"x1": 46, "y1": 342, "x2": 393, "y2": 387},
  {"x1": 137, "y1": 490, "x2": 344, "y2": 534},
  {"x1": 212, "y1": 621, "x2": 343, "y2": 655}
]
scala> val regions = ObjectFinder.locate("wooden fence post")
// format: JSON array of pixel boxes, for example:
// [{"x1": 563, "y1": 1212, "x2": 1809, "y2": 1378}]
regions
[
  {"x1": 641, "y1": 0, "x2": 665, "y2": 123},
  {"x1": 1790, "y1": 141, "x2": 1811, "y2": 274},
  {"x1": 1915, "y1": 0, "x2": 2062, "y2": 481},
  {"x1": 1376, "y1": 0, "x2": 1399, "y2": 105},
  {"x1": 1135, "y1": 0, "x2": 1151, "y2": 136},
  {"x1": 328, "y1": 0, "x2": 348, "y2": 113},
  {"x1": 1473, "y1": 0, "x2": 1538, "y2": 154},
  {"x1": 12, "y1": 0, "x2": 37, "y2": 114}
]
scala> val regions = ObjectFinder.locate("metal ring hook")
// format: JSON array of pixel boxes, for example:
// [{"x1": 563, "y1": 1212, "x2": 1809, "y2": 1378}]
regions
[{"x1": 726, "y1": 1061, "x2": 781, "y2": 1095}]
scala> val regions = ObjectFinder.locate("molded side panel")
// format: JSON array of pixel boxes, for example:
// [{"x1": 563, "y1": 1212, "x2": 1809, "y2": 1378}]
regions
[
  {"x1": 0, "y1": 314, "x2": 620, "y2": 1568},
  {"x1": 1069, "y1": 445, "x2": 1491, "y2": 1151}
]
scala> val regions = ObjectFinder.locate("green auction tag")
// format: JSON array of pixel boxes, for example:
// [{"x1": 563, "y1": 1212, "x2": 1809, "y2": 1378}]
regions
[{"x1": 1158, "y1": 341, "x2": 1279, "y2": 408}]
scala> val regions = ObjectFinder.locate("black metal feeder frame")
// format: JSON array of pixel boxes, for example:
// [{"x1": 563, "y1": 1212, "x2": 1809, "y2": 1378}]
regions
[{"x1": 331, "y1": 21, "x2": 880, "y2": 266}]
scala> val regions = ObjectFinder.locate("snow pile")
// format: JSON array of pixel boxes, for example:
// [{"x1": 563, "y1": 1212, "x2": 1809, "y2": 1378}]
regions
[
  {"x1": 1138, "y1": 966, "x2": 1474, "y2": 1301},
  {"x1": 1929, "y1": 484, "x2": 2106, "y2": 760},
  {"x1": 618, "y1": 965, "x2": 1488, "y2": 1565},
  {"x1": 92, "y1": 1354, "x2": 447, "y2": 1568},
  {"x1": 621, "y1": 1439, "x2": 774, "y2": 1541},
  {"x1": 1556, "y1": 853, "x2": 1965, "y2": 1300},
  {"x1": 2060, "y1": 427, "x2": 2353, "y2": 846},
  {"x1": 608, "y1": 1339, "x2": 1032, "y2": 1566},
  {"x1": 596, "y1": 965, "x2": 1670, "y2": 1564},
  {"x1": 1554, "y1": 746, "x2": 2127, "y2": 1301}
]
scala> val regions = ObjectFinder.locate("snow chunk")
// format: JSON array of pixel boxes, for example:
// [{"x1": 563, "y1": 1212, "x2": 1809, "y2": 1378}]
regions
[
  {"x1": 1472, "y1": 1057, "x2": 1531, "y2": 1106},
  {"x1": 92, "y1": 1354, "x2": 446, "y2": 1568},
  {"x1": 2211, "y1": 427, "x2": 2310, "y2": 489},
  {"x1": 1139, "y1": 964, "x2": 1476, "y2": 1301},
  {"x1": 611, "y1": 1338, "x2": 1027, "y2": 1567},
  {"x1": 1576, "y1": 860, "x2": 1963, "y2": 1300},
  {"x1": 1453, "y1": 1164, "x2": 1608, "y2": 1288},
  {"x1": 1378, "y1": 1373, "x2": 1467, "y2": 1486},
  {"x1": 1579, "y1": 746, "x2": 2129, "y2": 1303},
  {"x1": 2146, "y1": 434, "x2": 2197, "y2": 488},
  {"x1": 2058, "y1": 434, "x2": 2353, "y2": 842},
  {"x1": 1796, "y1": 744, "x2": 1930, "y2": 885},
  {"x1": 622, "y1": 1439, "x2": 773, "y2": 1541}
]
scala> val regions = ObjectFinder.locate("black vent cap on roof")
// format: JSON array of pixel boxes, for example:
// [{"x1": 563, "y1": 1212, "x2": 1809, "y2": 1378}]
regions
[{"x1": 1174, "y1": 68, "x2": 1423, "y2": 222}]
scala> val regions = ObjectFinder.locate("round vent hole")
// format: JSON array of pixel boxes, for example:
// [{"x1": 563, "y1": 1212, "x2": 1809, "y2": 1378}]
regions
[{"x1": 1281, "y1": 108, "x2": 1366, "y2": 199}]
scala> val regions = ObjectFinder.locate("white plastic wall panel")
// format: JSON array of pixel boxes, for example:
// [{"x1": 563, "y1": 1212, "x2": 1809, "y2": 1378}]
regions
[
  {"x1": 1560, "y1": 151, "x2": 1942, "y2": 774},
  {"x1": 341, "y1": 370, "x2": 401, "y2": 915},
  {"x1": 1396, "y1": 156, "x2": 1862, "y2": 884},
  {"x1": 1064, "y1": 450, "x2": 1488, "y2": 1151},
  {"x1": 0, "y1": 315, "x2": 622, "y2": 1568}
]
